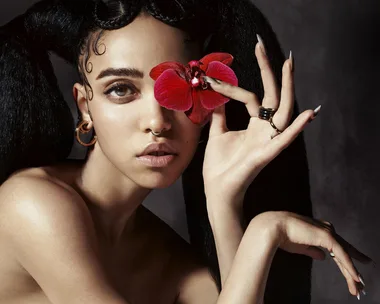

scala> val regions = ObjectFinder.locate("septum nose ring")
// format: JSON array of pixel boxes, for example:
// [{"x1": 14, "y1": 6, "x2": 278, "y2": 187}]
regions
[{"x1": 151, "y1": 130, "x2": 163, "y2": 136}]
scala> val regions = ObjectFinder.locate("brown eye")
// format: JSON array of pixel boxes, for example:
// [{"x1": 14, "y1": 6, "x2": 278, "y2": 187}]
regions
[{"x1": 105, "y1": 84, "x2": 134, "y2": 98}]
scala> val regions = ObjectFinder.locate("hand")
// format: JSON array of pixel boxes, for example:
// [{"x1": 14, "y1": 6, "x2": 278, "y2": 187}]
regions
[
  {"x1": 202, "y1": 36, "x2": 319, "y2": 206},
  {"x1": 249, "y1": 211, "x2": 374, "y2": 299}
]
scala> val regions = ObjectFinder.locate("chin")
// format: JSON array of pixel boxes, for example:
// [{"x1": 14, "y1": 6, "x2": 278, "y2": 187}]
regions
[{"x1": 138, "y1": 172, "x2": 180, "y2": 189}]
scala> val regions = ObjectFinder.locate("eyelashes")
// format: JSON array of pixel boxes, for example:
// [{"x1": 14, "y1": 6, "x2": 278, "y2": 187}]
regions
[{"x1": 103, "y1": 82, "x2": 140, "y2": 103}]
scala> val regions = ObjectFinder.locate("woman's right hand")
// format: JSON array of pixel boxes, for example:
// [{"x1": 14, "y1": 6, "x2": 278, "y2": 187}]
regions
[{"x1": 250, "y1": 211, "x2": 374, "y2": 299}]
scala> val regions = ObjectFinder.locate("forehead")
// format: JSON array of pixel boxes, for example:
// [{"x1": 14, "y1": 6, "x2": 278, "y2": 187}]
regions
[{"x1": 87, "y1": 14, "x2": 197, "y2": 78}]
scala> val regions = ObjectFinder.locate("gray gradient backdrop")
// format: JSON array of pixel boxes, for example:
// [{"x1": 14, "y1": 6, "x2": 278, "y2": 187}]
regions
[{"x1": 1, "y1": 1, "x2": 379, "y2": 303}]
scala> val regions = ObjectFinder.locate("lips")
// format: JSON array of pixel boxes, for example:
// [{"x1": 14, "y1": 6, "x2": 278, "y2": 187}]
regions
[{"x1": 138, "y1": 142, "x2": 178, "y2": 157}]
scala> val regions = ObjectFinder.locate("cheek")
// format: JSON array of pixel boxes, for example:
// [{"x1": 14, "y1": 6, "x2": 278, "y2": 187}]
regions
[
  {"x1": 90, "y1": 99, "x2": 136, "y2": 142},
  {"x1": 175, "y1": 114, "x2": 202, "y2": 151}
]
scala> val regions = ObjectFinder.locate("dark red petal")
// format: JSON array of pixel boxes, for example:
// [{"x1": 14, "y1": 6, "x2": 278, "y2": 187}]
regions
[
  {"x1": 200, "y1": 61, "x2": 238, "y2": 109},
  {"x1": 154, "y1": 69, "x2": 192, "y2": 111},
  {"x1": 199, "y1": 90, "x2": 231, "y2": 110},
  {"x1": 185, "y1": 90, "x2": 213, "y2": 124},
  {"x1": 199, "y1": 53, "x2": 234, "y2": 70},
  {"x1": 150, "y1": 62, "x2": 186, "y2": 81}
]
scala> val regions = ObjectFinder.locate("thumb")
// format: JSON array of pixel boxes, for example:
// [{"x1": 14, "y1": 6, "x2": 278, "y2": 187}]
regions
[{"x1": 209, "y1": 104, "x2": 228, "y2": 137}]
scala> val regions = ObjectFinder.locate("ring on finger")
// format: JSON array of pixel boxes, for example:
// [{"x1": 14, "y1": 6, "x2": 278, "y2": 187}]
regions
[
  {"x1": 258, "y1": 106, "x2": 277, "y2": 121},
  {"x1": 269, "y1": 117, "x2": 283, "y2": 139}
]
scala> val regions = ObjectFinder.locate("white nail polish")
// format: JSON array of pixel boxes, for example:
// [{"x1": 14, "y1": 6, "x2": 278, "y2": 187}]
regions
[
  {"x1": 313, "y1": 105, "x2": 322, "y2": 116},
  {"x1": 289, "y1": 51, "x2": 293, "y2": 71},
  {"x1": 361, "y1": 289, "x2": 367, "y2": 296},
  {"x1": 256, "y1": 34, "x2": 266, "y2": 54},
  {"x1": 359, "y1": 275, "x2": 365, "y2": 287},
  {"x1": 357, "y1": 293, "x2": 361, "y2": 300}
]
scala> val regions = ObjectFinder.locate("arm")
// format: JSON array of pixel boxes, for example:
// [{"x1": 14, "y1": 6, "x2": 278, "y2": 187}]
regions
[
  {"x1": 176, "y1": 211, "x2": 370, "y2": 303},
  {"x1": 0, "y1": 175, "x2": 129, "y2": 304},
  {"x1": 176, "y1": 217, "x2": 277, "y2": 304},
  {"x1": 206, "y1": 193, "x2": 245, "y2": 286}
]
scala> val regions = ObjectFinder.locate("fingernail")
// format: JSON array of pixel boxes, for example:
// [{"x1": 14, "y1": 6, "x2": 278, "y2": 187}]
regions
[
  {"x1": 289, "y1": 50, "x2": 293, "y2": 71},
  {"x1": 256, "y1": 34, "x2": 266, "y2": 55},
  {"x1": 314, "y1": 105, "x2": 322, "y2": 116},
  {"x1": 361, "y1": 289, "x2": 367, "y2": 296},
  {"x1": 357, "y1": 293, "x2": 361, "y2": 300},
  {"x1": 203, "y1": 76, "x2": 221, "y2": 85},
  {"x1": 359, "y1": 274, "x2": 365, "y2": 287},
  {"x1": 329, "y1": 252, "x2": 335, "y2": 258}
]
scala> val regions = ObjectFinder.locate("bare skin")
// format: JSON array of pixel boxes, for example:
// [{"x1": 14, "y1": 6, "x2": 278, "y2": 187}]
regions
[
  {"x1": 0, "y1": 164, "x2": 219, "y2": 304},
  {"x1": 0, "y1": 10, "x2": 372, "y2": 304}
]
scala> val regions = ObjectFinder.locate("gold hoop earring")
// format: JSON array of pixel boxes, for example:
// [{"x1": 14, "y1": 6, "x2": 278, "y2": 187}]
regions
[{"x1": 75, "y1": 121, "x2": 97, "y2": 147}]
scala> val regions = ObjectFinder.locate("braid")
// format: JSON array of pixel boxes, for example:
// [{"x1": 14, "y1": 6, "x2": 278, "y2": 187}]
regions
[
  {"x1": 144, "y1": 0, "x2": 187, "y2": 24},
  {"x1": 93, "y1": 0, "x2": 142, "y2": 30}
]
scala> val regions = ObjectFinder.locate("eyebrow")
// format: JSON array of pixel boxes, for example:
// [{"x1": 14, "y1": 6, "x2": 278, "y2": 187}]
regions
[{"x1": 96, "y1": 68, "x2": 144, "y2": 80}]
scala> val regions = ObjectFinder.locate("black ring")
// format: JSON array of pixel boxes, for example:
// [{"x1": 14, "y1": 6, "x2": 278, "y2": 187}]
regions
[{"x1": 258, "y1": 106, "x2": 277, "y2": 121}]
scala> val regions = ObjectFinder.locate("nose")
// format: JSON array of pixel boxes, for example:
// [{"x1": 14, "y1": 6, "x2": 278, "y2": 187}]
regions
[{"x1": 142, "y1": 93, "x2": 172, "y2": 135}]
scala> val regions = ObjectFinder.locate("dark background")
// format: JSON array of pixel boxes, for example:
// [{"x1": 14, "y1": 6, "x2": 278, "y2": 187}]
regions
[{"x1": 1, "y1": 0, "x2": 379, "y2": 303}]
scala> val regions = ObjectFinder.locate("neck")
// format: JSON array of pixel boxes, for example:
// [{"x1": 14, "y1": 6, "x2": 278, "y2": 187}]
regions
[{"x1": 75, "y1": 146, "x2": 152, "y2": 246}]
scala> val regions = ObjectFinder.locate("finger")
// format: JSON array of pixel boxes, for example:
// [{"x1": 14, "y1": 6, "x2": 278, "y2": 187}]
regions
[
  {"x1": 273, "y1": 51, "x2": 294, "y2": 129},
  {"x1": 255, "y1": 35, "x2": 280, "y2": 109},
  {"x1": 203, "y1": 76, "x2": 260, "y2": 117},
  {"x1": 209, "y1": 104, "x2": 228, "y2": 137},
  {"x1": 318, "y1": 229, "x2": 361, "y2": 284},
  {"x1": 334, "y1": 233, "x2": 374, "y2": 265},
  {"x1": 312, "y1": 219, "x2": 373, "y2": 264},
  {"x1": 265, "y1": 109, "x2": 314, "y2": 158},
  {"x1": 332, "y1": 254, "x2": 360, "y2": 296}
]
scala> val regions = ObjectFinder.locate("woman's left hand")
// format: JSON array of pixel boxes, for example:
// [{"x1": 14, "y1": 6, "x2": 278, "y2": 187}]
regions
[{"x1": 202, "y1": 38, "x2": 319, "y2": 207}]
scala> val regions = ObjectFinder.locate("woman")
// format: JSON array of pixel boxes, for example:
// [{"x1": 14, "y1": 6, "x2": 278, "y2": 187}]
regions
[{"x1": 0, "y1": 0, "x2": 371, "y2": 303}]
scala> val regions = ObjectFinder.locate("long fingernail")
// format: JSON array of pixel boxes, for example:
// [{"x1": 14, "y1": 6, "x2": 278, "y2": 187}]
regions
[
  {"x1": 357, "y1": 292, "x2": 361, "y2": 300},
  {"x1": 361, "y1": 289, "x2": 367, "y2": 296},
  {"x1": 256, "y1": 34, "x2": 266, "y2": 55},
  {"x1": 359, "y1": 274, "x2": 365, "y2": 287},
  {"x1": 289, "y1": 50, "x2": 293, "y2": 71},
  {"x1": 203, "y1": 76, "x2": 221, "y2": 85},
  {"x1": 314, "y1": 105, "x2": 322, "y2": 116},
  {"x1": 308, "y1": 105, "x2": 322, "y2": 123}
]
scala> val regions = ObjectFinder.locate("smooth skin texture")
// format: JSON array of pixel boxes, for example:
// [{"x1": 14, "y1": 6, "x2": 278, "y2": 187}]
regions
[{"x1": 0, "y1": 13, "x2": 371, "y2": 304}]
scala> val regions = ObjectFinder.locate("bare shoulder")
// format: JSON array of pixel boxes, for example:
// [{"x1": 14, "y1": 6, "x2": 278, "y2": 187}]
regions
[
  {"x1": 140, "y1": 208, "x2": 219, "y2": 303},
  {"x1": 0, "y1": 169, "x2": 123, "y2": 304},
  {"x1": 0, "y1": 167, "x2": 90, "y2": 228}
]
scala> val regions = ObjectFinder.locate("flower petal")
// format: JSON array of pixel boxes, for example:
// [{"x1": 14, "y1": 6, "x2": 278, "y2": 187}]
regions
[
  {"x1": 186, "y1": 90, "x2": 213, "y2": 125},
  {"x1": 154, "y1": 69, "x2": 192, "y2": 111},
  {"x1": 150, "y1": 62, "x2": 186, "y2": 80},
  {"x1": 199, "y1": 90, "x2": 231, "y2": 110},
  {"x1": 199, "y1": 53, "x2": 234, "y2": 70},
  {"x1": 200, "y1": 61, "x2": 238, "y2": 109},
  {"x1": 206, "y1": 61, "x2": 238, "y2": 86}
]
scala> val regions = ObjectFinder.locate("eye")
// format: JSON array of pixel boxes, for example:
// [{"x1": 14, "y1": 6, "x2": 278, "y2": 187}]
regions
[{"x1": 104, "y1": 83, "x2": 139, "y2": 102}]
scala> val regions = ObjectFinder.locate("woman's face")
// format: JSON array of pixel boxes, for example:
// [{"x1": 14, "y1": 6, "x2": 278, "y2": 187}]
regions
[{"x1": 75, "y1": 13, "x2": 202, "y2": 189}]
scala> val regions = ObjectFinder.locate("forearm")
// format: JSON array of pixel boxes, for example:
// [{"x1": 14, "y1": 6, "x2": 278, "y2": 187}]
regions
[
  {"x1": 207, "y1": 198, "x2": 245, "y2": 286},
  {"x1": 216, "y1": 222, "x2": 279, "y2": 304}
]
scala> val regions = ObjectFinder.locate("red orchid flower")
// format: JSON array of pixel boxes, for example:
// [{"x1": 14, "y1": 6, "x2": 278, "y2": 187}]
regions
[{"x1": 149, "y1": 53, "x2": 238, "y2": 125}]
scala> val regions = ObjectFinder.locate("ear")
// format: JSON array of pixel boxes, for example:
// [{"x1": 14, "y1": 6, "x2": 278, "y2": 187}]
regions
[{"x1": 73, "y1": 83, "x2": 93, "y2": 128}]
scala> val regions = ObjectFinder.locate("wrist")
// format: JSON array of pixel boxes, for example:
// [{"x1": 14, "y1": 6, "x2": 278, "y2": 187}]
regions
[
  {"x1": 246, "y1": 211, "x2": 283, "y2": 249},
  {"x1": 206, "y1": 194, "x2": 245, "y2": 226}
]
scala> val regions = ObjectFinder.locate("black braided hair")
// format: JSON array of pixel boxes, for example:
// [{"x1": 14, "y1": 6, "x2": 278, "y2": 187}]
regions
[{"x1": 93, "y1": 0, "x2": 142, "y2": 30}]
